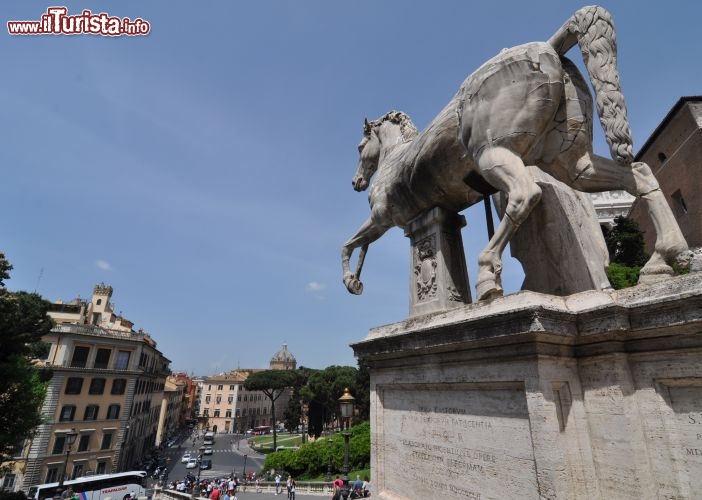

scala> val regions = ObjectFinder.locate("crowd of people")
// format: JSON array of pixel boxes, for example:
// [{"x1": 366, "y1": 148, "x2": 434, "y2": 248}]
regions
[{"x1": 168, "y1": 476, "x2": 244, "y2": 499}]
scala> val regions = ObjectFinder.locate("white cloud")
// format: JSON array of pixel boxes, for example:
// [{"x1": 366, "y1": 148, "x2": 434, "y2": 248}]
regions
[
  {"x1": 305, "y1": 281, "x2": 326, "y2": 292},
  {"x1": 96, "y1": 259, "x2": 112, "y2": 271}
]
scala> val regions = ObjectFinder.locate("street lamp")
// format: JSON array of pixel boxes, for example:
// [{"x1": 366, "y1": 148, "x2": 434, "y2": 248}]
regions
[
  {"x1": 325, "y1": 438, "x2": 333, "y2": 483},
  {"x1": 300, "y1": 401, "x2": 309, "y2": 444},
  {"x1": 191, "y1": 454, "x2": 202, "y2": 499},
  {"x1": 242, "y1": 454, "x2": 248, "y2": 481},
  {"x1": 58, "y1": 429, "x2": 78, "y2": 491},
  {"x1": 338, "y1": 388, "x2": 355, "y2": 500}
]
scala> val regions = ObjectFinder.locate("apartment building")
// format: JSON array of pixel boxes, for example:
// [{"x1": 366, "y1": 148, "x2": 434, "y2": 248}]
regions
[
  {"x1": 8, "y1": 284, "x2": 172, "y2": 492},
  {"x1": 195, "y1": 344, "x2": 296, "y2": 435}
]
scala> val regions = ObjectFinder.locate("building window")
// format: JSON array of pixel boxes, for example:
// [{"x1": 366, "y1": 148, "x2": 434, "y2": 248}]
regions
[
  {"x1": 208, "y1": 385, "x2": 211, "y2": 391},
  {"x1": 111, "y1": 378, "x2": 126, "y2": 395},
  {"x1": 100, "y1": 433, "x2": 112, "y2": 450},
  {"x1": 229, "y1": 385, "x2": 235, "y2": 390},
  {"x1": 213, "y1": 410, "x2": 220, "y2": 417},
  {"x1": 242, "y1": 408, "x2": 247, "y2": 416},
  {"x1": 217, "y1": 385, "x2": 223, "y2": 390},
  {"x1": 243, "y1": 395, "x2": 247, "y2": 402},
  {"x1": 96, "y1": 462, "x2": 107, "y2": 475},
  {"x1": 65, "y1": 377, "x2": 83, "y2": 395},
  {"x1": 89, "y1": 378, "x2": 106, "y2": 395},
  {"x1": 672, "y1": 189, "x2": 689, "y2": 215},
  {"x1": 205, "y1": 396, "x2": 211, "y2": 404},
  {"x1": 237, "y1": 395, "x2": 241, "y2": 402},
  {"x1": 94, "y1": 348, "x2": 111, "y2": 369},
  {"x1": 115, "y1": 351, "x2": 130, "y2": 370},
  {"x1": 2, "y1": 474, "x2": 16, "y2": 491},
  {"x1": 71, "y1": 463, "x2": 83, "y2": 480},
  {"x1": 203, "y1": 408, "x2": 209, "y2": 416},
  {"x1": 225, "y1": 410, "x2": 232, "y2": 418},
  {"x1": 84, "y1": 405, "x2": 99, "y2": 421},
  {"x1": 45, "y1": 468, "x2": 58, "y2": 483},
  {"x1": 106, "y1": 404, "x2": 120, "y2": 419},
  {"x1": 77, "y1": 434, "x2": 90, "y2": 452},
  {"x1": 228, "y1": 396, "x2": 233, "y2": 404},
  {"x1": 52, "y1": 436, "x2": 66, "y2": 455},
  {"x1": 70, "y1": 346, "x2": 90, "y2": 368},
  {"x1": 59, "y1": 405, "x2": 76, "y2": 422},
  {"x1": 235, "y1": 409, "x2": 240, "y2": 417},
  {"x1": 216, "y1": 397, "x2": 221, "y2": 404}
]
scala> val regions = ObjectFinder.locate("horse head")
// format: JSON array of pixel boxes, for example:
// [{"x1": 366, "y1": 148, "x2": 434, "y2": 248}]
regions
[
  {"x1": 352, "y1": 118, "x2": 381, "y2": 192},
  {"x1": 352, "y1": 111, "x2": 418, "y2": 192}
]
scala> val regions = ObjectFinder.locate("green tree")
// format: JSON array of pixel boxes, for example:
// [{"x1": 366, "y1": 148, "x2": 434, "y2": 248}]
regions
[
  {"x1": 603, "y1": 216, "x2": 649, "y2": 289},
  {"x1": 243, "y1": 369, "x2": 298, "y2": 451},
  {"x1": 283, "y1": 368, "x2": 315, "y2": 436},
  {"x1": 0, "y1": 253, "x2": 54, "y2": 469},
  {"x1": 306, "y1": 366, "x2": 358, "y2": 437}
]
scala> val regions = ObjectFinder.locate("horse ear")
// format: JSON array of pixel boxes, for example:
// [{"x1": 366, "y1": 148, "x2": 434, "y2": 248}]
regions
[{"x1": 364, "y1": 118, "x2": 371, "y2": 135}]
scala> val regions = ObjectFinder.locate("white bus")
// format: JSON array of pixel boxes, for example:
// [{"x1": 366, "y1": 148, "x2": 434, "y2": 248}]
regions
[
  {"x1": 30, "y1": 471, "x2": 148, "y2": 500},
  {"x1": 203, "y1": 432, "x2": 215, "y2": 445}
]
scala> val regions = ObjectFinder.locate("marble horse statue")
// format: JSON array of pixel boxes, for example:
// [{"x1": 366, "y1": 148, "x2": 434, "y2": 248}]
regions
[{"x1": 342, "y1": 5, "x2": 689, "y2": 301}]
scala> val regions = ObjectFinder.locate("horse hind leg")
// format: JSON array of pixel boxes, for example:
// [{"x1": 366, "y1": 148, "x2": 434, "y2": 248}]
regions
[
  {"x1": 569, "y1": 153, "x2": 688, "y2": 280},
  {"x1": 475, "y1": 146, "x2": 542, "y2": 300}
]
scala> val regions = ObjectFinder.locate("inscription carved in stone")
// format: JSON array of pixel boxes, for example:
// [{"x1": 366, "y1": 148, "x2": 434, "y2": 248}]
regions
[{"x1": 379, "y1": 384, "x2": 538, "y2": 499}]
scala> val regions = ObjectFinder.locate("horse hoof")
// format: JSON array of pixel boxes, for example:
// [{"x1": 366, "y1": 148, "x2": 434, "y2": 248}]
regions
[
  {"x1": 476, "y1": 279, "x2": 503, "y2": 301},
  {"x1": 345, "y1": 277, "x2": 364, "y2": 295}
]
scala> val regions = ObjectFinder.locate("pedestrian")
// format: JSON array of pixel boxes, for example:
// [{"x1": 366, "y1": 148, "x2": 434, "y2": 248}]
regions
[
  {"x1": 362, "y1": 476, "x2": 371, "y2": 498},
  {"x1": 286, "y1": 475, "x2": 292, "y2": 499},
  {"x1": 255, "y1": 478, "x2": 261, "y2": 493},
  {"x1": 274, "y1": 474, "x2": 281, "y2": 495},
  {"x1": 288, "y1": 477, "x2": 296, "y2": 500}
]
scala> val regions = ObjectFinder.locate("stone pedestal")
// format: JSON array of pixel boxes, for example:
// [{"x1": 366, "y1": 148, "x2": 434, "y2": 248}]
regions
[
  {"x1": 495, "y1": 167, "x2": 612, "y2": 296},
  {"x1": 352, "y1": 274, "x2": 702, "y2": 499},
  {"x1": 405, "y1": 207, "x2": 471, "y2": 317}
]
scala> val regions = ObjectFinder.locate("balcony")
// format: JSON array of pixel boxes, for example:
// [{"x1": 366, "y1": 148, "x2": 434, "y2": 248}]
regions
[{"x1": 52, "y1": 323, "x2": 147, "y2": 341}]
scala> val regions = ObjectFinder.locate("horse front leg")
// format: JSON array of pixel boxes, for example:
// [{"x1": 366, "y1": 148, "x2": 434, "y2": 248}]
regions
[
  {"x1": 342, "y1": 217, "x2": 389, "y2": 295},
  {"x1": 475, "y1": 147, "x2": 543, "y2": 300}
]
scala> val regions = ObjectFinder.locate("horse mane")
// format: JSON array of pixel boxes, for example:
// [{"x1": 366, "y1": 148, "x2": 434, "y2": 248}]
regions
[{"x1": 367, "y1": 111, "x2": 419, "y2": 143}]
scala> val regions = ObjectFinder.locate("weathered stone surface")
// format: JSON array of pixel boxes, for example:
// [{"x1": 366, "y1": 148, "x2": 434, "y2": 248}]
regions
[
  {"x1": 405, "y1": 207, "x2": 471, "y2": 316},
  {"x1": 342, "y1": 5, "x2": 691, "y2": 303},
  {"x1": 501, "y1": 167, "x2": 612, "y2": 296},
  {"x1": 353, "y1": 274, "x2": 702, "y2": 499}
]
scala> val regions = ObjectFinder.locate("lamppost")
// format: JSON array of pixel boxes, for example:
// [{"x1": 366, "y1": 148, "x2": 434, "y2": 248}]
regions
[
  {"x1": 338, "y1": 388, "x2": 355, "y2": 500},
  {"x1": 242, "y1": 454, "x2": 248, "y2": 481},
  {"x1": 325, "y1": 438, "x2": 333, "y2": 483},
  {"x1": 191, "y1": 454, "x2": 202, "y2": 499},
  {"x1": 58, "y1": 429, "x2": 78, "y2": 491},
  {"x1": 300, "y1": 401, "x2": 309, "y2": 444}
]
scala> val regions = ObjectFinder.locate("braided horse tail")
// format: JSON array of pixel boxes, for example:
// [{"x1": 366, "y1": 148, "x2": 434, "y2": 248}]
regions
[{"x1": 548, "y1": 5, "x2": 633, "y2": 165}]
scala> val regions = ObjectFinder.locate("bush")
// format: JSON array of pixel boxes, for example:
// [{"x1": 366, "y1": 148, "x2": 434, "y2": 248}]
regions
[{"x1": 261, "y1": 422, "x2": 370, "y2": 480}]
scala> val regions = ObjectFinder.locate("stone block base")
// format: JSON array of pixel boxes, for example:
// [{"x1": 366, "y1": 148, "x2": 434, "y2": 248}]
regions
[{"x1": 352, "y1": 274, "x2": 702, "y2": 499}]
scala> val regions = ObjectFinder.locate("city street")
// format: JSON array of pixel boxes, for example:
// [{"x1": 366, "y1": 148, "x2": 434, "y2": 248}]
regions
[
  {"x1": 156, "y1": 435, "x2": 334, "y2": 499},
  {"x1": 163, "y1": 436, "x2": 265, "y2": 484}
]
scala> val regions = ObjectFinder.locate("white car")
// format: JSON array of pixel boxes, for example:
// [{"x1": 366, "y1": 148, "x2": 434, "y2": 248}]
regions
[
  {"x1": 181, "y1": 452, "x2": 192, "y2": 463},
  {"x1": 185, "y1": 458, "x2": 198, "y2": 469},
  {"x1": 203, "y1": 447, "x2": 213, "y2": 455}
]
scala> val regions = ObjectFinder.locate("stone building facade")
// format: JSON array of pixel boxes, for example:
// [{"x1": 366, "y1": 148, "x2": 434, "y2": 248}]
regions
[
  {"x1": 7, "y1": 284, "x2": 172, "y2": 492},
  {"x1": 195, "y1": 344, "x2": 297, "y2": 435}
]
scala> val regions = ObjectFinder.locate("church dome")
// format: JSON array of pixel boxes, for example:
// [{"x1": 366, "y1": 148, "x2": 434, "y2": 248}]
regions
[{"x1": 270, "y1": 343, "x2": 297, "y2": 369}]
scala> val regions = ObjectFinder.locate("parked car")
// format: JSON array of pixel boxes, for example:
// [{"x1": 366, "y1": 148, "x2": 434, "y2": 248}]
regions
[
  {"x1": 181, "y1": 452, "x2": 192, "y2": 463},
  {"x1": 203, "y1": 447, "x2": 213, "y2": 455},
  {"x1": 185, "y1": 458, "x2": 198, "y2": 469},
  {"x1": 200, "y1": 459, "x2": 212, "y2": 470}
]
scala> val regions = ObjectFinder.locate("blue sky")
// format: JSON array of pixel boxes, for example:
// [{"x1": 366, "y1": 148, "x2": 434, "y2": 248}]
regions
[{"x1": 2, "y1": 1, "x2": 700, "y2": 374}]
